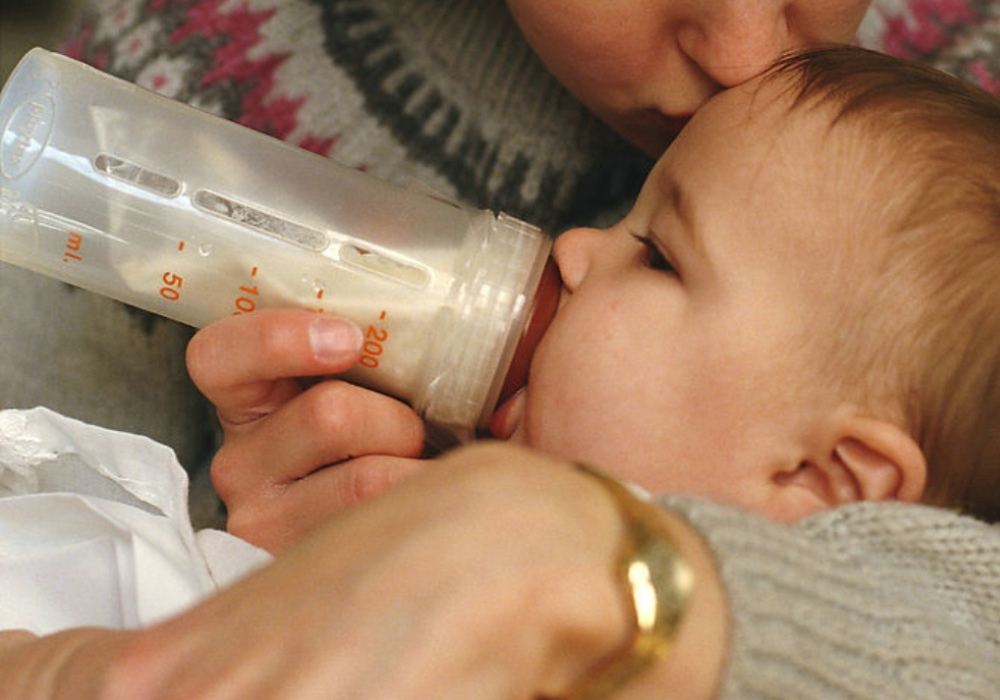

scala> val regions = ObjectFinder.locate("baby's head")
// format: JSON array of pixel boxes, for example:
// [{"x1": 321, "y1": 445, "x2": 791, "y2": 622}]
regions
[
  {"x1": 493, "y1": 46, "x2": 1000, "y2": 523},
  {"x1": 762, "y1": 46, "x2": 1000, "y2": 521}
]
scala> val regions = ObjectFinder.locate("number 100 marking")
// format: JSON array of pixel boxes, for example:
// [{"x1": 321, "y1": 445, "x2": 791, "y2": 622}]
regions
[{"x1": 234, "y1": 285, "x2": 259, "y2": 314}]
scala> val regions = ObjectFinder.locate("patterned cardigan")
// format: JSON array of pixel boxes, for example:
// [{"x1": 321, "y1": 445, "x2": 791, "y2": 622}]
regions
[{"x1": 60, "y1": 0, "x2": 1000, "y2": 232}]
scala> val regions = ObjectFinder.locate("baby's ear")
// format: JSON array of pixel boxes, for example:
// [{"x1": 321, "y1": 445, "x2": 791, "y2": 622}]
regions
[
  {"x1": 832, "y1": 417, "x2": 926, "y2": 503},
  {"x1": 772, "y1": 415, "x2": 927, "y2": 518}
]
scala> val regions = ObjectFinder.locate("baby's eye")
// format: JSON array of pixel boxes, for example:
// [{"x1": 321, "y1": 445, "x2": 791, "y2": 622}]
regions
[{"x1": 631, "y1": 233, "x2": 676, "y2": 274}]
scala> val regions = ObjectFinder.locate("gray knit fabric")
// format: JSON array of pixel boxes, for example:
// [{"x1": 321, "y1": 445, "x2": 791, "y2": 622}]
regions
[
  {"x1": 60, "y1": 0, "x2": 648, "y2": 231},
  {"x1": 666, "y1": 497, "x2": 1000, "y2": 699}
]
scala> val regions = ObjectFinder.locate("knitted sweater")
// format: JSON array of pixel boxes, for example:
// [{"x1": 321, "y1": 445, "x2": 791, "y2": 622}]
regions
[
  {"x1": 666, "y1": 496, "x2": 1000, "y2": 699},
  {"x1": 63, "y1": 0, "x2": 650, "y2": 231},
  {"x1": 2, "y1": 1, "x2": 999, "y2": 696}
]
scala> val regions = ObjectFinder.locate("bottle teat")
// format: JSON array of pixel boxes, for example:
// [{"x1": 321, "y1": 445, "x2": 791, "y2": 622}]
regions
[{"x1": 498, "y1": 256, "x2": 561, "y2": 406}]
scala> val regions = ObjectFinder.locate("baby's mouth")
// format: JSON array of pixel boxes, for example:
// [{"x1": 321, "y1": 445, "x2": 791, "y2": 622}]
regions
[
  {"x1": 490, "y1": 257, "x2": 560, "y2": 428},
  {"x1": 489, "y1": 387, "x2": 526, "y2": 440}
]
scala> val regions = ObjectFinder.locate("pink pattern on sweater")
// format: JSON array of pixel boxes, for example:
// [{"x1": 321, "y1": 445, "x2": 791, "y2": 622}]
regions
[{"x1": 878, "y1": 0, "x2": 981, "y2": 57}]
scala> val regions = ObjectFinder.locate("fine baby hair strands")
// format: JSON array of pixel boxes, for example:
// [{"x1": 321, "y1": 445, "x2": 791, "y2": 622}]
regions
[{"x1": 765, "y1": 46, "x2": 1000, "y2": 523}]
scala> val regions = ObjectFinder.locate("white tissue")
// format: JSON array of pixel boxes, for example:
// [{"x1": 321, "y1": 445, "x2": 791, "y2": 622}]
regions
[{"x1": 0, "y1": 408, "x2": 270, "y2": 635}]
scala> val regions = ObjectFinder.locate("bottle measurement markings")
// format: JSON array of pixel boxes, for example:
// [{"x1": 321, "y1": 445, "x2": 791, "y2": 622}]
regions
[{"x1": 62, "y1": 230, "x2": 83, "y2": 263}]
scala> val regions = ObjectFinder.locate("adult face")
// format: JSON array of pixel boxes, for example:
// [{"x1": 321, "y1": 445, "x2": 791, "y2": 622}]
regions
[{"x1": 505, "y1": 0, "x2": 870, "y2": 153}]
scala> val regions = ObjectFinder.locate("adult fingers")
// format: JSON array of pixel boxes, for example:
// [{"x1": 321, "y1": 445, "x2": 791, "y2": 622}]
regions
[
  {"x1": 223, "y1": 454, "x2": 427, "y2": 552},
  {"x1": 210, "y1": 379, "x2": 425, "y2": 494},
  {"x1": 186, "y1": 309, "x2": 363, "y2": 428}
]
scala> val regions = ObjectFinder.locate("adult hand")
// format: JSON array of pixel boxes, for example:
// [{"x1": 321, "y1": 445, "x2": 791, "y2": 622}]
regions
[
  {"x1": 97, "y1": 443, "x2": 633, "y2": 699},
  {"x1": 1, "y1": 443, "x2": 726, "y2": 700},
  {"x1": 186, "y1": 309, "x2": 427, "y2": 552},
  {"x1": 0, "y1": 627, "x2": 133, "y2": 699}
]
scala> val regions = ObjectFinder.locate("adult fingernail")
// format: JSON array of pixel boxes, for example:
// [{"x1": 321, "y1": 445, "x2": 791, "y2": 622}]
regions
[{"x1": 310, "y1": 317, "x2": 363, "y2": 363}]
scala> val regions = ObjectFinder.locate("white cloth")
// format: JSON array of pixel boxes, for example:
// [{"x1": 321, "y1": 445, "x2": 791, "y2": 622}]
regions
[{"x1": 0, "y1": 407, "x2": 271, "y2": 635}]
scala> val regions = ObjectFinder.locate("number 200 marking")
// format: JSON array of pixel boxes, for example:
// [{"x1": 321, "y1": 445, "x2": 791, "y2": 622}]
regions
[{"x1": 360, "y1": 321, "x2": 388, "y2": 368}]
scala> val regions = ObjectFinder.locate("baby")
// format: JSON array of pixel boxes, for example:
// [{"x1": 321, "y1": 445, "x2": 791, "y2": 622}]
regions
[
  {"x1": 187, "y1": 44, "x2": 1000, "y2": 551},
  {"x1": 491, "y1": 44, "x2": 1000, "y2": 523}
]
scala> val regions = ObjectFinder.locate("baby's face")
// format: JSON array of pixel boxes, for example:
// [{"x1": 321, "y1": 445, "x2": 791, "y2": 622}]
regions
[
  {"x1": 504, "y1": 0, "x2": 869, "y2": 154},
  {"x1": 491, "y1": 72, "x2": 875, "y2": 514}
]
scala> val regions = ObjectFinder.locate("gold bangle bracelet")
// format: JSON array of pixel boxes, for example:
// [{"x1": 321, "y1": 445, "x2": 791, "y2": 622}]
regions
[{"x1": 568, "y1": 464, "x2": 695, "y2": 700}]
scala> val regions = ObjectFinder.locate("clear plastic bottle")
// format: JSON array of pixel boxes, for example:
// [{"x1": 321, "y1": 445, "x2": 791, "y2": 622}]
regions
[{"x1": 0, "y1": 49, "x2": 559, "y2": 441}]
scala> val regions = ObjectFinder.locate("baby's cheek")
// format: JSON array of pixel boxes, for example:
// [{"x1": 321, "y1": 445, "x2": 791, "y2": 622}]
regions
[{"x1": 519, "y1": 387, "x2": 604, "y2": 465}]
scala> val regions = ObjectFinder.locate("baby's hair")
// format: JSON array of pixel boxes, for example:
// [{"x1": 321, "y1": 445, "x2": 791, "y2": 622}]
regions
[{"x1": 766, "y1": 46, "x2": 1000, "y2": 522}]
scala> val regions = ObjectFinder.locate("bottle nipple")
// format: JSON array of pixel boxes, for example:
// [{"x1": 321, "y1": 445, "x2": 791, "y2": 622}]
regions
[{"x1": 497, "y1": 256, "x2": 561, "y2": 406}]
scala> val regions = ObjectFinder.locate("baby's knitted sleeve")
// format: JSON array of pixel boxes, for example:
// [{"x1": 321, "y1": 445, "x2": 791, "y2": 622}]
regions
[{"x1": 660, "y1": 497, "x2": 1000, "y2": 699}]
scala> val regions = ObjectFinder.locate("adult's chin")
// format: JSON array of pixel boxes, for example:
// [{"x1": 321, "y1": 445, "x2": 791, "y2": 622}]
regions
[{"x1": 607, "y1": 109, "x2": 691, "y2": 156}]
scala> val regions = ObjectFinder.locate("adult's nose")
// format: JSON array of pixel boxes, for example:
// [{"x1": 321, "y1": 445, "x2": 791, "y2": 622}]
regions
[{"x1": 678, "y1": 1, "x2": 794, "y2": 88}]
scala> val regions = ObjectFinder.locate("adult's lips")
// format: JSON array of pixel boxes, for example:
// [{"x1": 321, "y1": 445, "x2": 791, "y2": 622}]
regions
[
  {"x1": 659, "y1": 112, "x2": 692, "y2": 136},
  {"x1": 620, "y1": 109, "x2": 693, "y2": 155}
]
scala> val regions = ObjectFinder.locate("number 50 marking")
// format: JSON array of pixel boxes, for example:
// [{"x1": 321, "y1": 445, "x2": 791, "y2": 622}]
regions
[{"x1": 160, "y1": 271, "x2": 184, "y2": 301}]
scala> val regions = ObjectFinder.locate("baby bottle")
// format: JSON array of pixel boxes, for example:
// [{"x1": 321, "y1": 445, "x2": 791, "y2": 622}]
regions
[{"x1": 0, "y1": 49, "x2": 559, "y2": 441}]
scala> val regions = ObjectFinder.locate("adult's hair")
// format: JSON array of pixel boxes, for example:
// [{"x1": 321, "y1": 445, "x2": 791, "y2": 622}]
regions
[{"x1": 769, "y1": 45, "x2": 1000, "y2": 522}]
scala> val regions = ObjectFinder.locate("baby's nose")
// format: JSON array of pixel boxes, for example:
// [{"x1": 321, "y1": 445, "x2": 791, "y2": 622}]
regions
[{"x1": 552, "y1": 228, "x2": 599, "y2": 292}]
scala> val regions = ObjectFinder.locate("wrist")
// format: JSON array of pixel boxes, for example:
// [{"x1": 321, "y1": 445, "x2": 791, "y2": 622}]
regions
[
  {"x1": 0, "y1": 628, "x2": 131, "y2": 700},
  {"x1": 569, "y1": 466, "x2": 728, "y2": 700}
]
